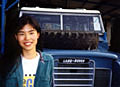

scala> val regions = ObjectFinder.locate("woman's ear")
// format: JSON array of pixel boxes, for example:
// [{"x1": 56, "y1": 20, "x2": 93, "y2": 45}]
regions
[
  {"x1": 15, "y1": 34, "x2": 18, "y2": 40},
  {"x1": 37, "y1": 33, "x2": 40, "y2": 39}
]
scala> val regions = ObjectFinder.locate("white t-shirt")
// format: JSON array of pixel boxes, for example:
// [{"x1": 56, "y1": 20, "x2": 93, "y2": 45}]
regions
[{"x1": 21, "y1": 52, "x2": 40, "y2": 87}]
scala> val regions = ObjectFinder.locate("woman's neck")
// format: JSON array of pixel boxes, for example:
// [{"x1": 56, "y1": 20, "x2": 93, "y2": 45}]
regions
[{"x1": 22, "y1": 49, "x2": 37, "y2": 59}]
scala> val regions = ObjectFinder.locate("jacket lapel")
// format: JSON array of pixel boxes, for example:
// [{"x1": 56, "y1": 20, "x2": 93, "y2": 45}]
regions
[
  {"x1": 15, "y1": 57, "x2": 23, "y2": 87},
  {"x1": 34, "y1": 52, "x2": 49, "y2": 86}
]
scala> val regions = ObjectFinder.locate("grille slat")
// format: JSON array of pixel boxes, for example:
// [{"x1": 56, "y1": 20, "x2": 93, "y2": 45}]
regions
[
  {"x1": 54, "y1": 73, "x2": 94, "y2": 75},
  {"x1": 54, "y1": 67, "x2": 94, "y2": 69},
  {"x1": 54, "y1": 84, "x2": 93, "y2": 86},
  {"x1": 54, "y1": 79, "x2": 93, "y2": 81}
]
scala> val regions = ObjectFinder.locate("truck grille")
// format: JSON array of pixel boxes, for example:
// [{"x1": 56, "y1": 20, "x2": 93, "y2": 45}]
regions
[{"x1": 53, "y1": 57, "x2": 95, "y2": 87}]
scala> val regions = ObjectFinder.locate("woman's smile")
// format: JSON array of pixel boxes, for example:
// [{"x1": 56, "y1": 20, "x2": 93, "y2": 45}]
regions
[{"x1": 24, "y1": 42, "x2": 32, "y2": 46}]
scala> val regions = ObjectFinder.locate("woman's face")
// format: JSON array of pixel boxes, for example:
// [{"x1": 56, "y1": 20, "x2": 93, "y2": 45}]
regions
[{"x1": 15, "y1": 24, "x2": 40, "y2": 52}]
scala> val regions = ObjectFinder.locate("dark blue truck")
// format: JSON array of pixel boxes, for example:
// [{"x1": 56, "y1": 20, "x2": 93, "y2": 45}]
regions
[{"x1": 20, "y1": 7, "x2": 120, "y2": 87}]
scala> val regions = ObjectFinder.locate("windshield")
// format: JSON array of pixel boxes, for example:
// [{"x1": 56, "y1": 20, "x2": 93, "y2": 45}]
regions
[{"x1": 22, "y1": 12, "x2": 103, "y2": 32}]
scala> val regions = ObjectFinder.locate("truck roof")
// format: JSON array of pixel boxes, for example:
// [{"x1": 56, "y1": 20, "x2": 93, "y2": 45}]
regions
[{"x1": 21, "y1": 7, "x2": 100, "y2": 14}]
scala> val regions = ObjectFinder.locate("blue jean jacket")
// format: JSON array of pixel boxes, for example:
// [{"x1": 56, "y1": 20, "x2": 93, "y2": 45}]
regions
[{"x1": 0, "y1": 52, "x2": 54, "y2": 87}]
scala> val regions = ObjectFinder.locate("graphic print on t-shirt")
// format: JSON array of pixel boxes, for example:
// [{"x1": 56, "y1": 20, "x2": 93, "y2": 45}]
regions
[{"x1": 23, "y1": 74, "x2": 35, "y2": 87}]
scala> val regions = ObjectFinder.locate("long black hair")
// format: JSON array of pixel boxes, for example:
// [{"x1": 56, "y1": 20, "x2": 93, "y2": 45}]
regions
[{"x1": 0, "y1": 15, "x2": 42, "y2": 78}]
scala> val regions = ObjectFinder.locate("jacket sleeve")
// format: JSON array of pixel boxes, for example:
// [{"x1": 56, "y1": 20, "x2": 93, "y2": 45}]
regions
[{"x1": 49, "y1": 55, "x2": 54, "y2": 87}]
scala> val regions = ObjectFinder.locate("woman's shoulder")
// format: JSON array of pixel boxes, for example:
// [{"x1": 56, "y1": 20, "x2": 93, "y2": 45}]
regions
[{"x1": 41, "y1": 52, "x2": 53, "y2": 61}]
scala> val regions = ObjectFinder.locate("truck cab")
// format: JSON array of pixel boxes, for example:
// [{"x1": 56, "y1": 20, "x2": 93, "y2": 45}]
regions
[{"x1": 20, "y1": 7, "x2": 120, "y2": 87}]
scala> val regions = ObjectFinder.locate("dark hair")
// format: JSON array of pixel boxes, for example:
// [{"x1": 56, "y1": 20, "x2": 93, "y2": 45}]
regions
[{"x1": 15, "y1": 15, "x2": 41, "y2": 34}]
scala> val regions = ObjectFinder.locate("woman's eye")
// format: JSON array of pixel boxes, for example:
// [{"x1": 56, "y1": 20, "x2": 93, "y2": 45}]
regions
[{"x1": 30, "y1": 32, "x2": 34, "y2": 35}]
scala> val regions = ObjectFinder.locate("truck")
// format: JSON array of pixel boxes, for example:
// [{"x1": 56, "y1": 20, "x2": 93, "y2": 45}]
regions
[{"x1": 19, "y1": 7, "x2": 120, "y2": 87}]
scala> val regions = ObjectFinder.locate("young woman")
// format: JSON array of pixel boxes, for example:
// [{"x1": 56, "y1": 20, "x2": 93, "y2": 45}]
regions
[{"x1": 0, "y1": 16, "x2": 54, "y2": 87}]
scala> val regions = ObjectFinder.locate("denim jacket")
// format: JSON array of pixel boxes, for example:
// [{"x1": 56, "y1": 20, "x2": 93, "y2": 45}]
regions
[{"x1": 0, "y1": 52, "x2": 54, "y2": 87}]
